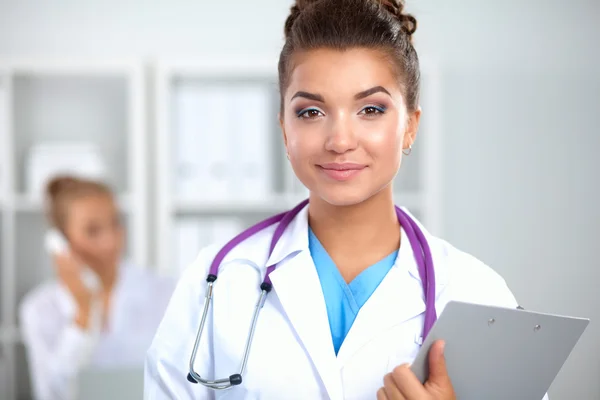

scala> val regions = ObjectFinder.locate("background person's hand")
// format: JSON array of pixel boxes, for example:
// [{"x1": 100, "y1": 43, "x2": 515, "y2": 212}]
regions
[
  {"x1": 54, "y1": 251, "x2": 95, "y2": 329},
  {"x1": 377, "y1": 340, "x2": 456, "y2": 399}
]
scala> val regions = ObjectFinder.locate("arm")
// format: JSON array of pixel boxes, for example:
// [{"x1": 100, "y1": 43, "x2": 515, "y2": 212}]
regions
[
  {"x1": 19, "y1": 295, "x2": 99, "y2": 400},
  {"x1": 144, "y1": 247, "x2": 216, "y2": 400}
]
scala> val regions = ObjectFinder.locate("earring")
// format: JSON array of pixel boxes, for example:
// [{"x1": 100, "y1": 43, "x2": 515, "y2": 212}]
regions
[
  {"x1": 402, "y1": 144, "x2": 412, "y2": 156},
  {"x1": 286, "y1": 153, "x2": 290, "y2": 160}
]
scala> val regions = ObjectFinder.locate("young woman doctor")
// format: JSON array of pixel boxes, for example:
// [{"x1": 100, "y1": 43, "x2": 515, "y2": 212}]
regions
[
  {"x1": 20, "y1": 176, "x2": 175, "y2": 400},
  {"x1": 145, "y1": 1, "x2": 549, "y2": 399}
]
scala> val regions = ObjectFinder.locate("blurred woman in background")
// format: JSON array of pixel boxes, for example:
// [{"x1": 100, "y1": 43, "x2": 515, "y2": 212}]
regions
[{"x1": 19, "y1": 176, "x2": 175, "y2": 400}]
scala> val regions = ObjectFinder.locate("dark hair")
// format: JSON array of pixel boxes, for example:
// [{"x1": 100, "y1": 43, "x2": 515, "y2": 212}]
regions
[{"x1": 278, "y1": 0, "x2": 420, "y2": 113}]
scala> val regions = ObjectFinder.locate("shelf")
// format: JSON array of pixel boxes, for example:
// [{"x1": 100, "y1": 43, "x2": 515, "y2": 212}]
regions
[
  {"x1": 0, "y1": 58, "x2": 148, "y2": 400},
  {"x1": 10, "y1": 193, "x2": 132, "y2": 213},
  {"x1": 13, "y1": 73, "x2": 130, "y2": 194}
]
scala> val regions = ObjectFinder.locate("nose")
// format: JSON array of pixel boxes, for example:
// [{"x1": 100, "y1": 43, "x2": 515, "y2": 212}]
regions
[{"x1": 324, "y1": 113, "x2": 358, "y2": 154}]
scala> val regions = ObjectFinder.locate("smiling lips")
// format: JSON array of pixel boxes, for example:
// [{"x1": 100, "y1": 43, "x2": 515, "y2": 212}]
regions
[{"x1": 317, "y1": 163, "x2": 367, "y2": 181}]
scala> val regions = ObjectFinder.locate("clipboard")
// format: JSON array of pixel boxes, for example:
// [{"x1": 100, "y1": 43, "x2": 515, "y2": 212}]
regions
[{"x1": 410, "y1": 301, "x2": 589, "y2": 400}]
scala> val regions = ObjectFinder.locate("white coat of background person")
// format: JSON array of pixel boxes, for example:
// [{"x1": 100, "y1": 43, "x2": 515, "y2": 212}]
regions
[
  {"x1": 145, "y1": 0, "x2": 549, "y2": 399},
  {"x1": 19, "y1": 176, "x2": 176, "y2": 400}
]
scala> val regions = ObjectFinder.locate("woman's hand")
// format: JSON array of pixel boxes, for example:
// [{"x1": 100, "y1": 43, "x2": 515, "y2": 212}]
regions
[
  {"x1": 54, "y1": 251, "x2": 95, "y2": 329},
  {"x1": 377, "y1": 340, "x2": 456, "y2": 400}
]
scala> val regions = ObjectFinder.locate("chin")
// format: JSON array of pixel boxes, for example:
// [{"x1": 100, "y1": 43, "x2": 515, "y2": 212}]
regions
[{"x1": 313, "y1": 187, "x2": 375, "y2": 207}]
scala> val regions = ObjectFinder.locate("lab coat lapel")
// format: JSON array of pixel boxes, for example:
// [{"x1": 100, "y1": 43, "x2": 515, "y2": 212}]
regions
[
  {"x1": 269, "y1": 251, "x2": 344, "y2": 400},
  {"x1": 336, "y1": 233, "x2": 427, "y2": 366}
]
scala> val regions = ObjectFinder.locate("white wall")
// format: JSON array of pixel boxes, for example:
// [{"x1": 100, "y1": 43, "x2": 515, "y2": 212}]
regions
[{"x1": 1, "y1": 1, "x2": 598, "y2": 399}]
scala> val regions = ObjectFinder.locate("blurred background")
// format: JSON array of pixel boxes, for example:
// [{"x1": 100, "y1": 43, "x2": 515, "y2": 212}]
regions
[{"x1": 0, "y1": 0, "x2": 598, "y2": 399}]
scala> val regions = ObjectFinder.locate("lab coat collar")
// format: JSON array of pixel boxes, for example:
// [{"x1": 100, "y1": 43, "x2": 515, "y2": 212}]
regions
[
  {"x1": 336, "y1": 227, "x2": 427, "y2": 365},
  {"x1": 267, "y1": 233, "x2": 428, "y2": 399},
  {"x1": 265, "y1": 205, "x2": 450, "y2": 398},
  {"x1": 398, "y1": 206, "x2": 450, "y2": 290},
  {"x1": 264, "y1": 201, "x2": 310, "y2": 268},
  {"x1": 336, "y1": 216, "x2": 450, "y2": 365},
  {"x1": 261, "y1": 203, "x2": 449, "y2": 290},
  {"x1": 268, "y1": 250, "x2": 343, "y2": 400}
]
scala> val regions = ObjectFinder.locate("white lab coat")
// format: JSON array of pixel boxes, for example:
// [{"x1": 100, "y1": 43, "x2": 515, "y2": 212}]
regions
[
  {"x1": 144, "y1": 205, "x2": 549, "y2": 400},
  {"x1": 20, "y1": 261, "x2": 176, "y2": 400}
]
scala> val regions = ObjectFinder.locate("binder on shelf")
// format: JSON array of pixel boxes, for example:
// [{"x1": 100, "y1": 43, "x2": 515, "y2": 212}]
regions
[
  {"x1": 173, "y1": 83, "x2": 233, "y2": 201},
  {"x1": 172, "y1": 80, "x2": 277, "y2": 203},
  {"x1": 202, "y1": 87, "x2": 232, "y2": 200},
  {"x1": 173, "y1": 83, "x2": 206, "y2": 199},
  {"x1": 229, "y1": 84, "x2": 273, "y2": 200}
]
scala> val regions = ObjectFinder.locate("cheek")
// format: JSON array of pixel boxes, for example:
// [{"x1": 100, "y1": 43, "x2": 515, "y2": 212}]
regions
[
  {"x1": 360, "y1": 118, "x2": 403, "y2": 160},
  {"x1": 284, "y1": 119, "x2": 323, "y2": 158},
  {"x1": 69, "y1": 236, "x2": 98, "y2": 260},
  {"x1": 114, "y1": 229, "x2": 125, "y2": 252}
]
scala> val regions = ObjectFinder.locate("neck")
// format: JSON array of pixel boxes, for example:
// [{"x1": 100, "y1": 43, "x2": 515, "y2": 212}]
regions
[
  {"x1": 308, "y1": 187, "x2": 400, "y2": 281},
  {"x1": 94, "y1": 263, "x2": 118, "y2": 292}
]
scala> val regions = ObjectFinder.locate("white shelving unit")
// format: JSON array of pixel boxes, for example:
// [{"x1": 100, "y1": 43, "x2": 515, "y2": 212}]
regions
[
  {"x1": 0, "y1": 59, "x2": 147, "y2": 400},
  {"x1": 154, "y1": 58, "x2": 443, "y2": 277}
]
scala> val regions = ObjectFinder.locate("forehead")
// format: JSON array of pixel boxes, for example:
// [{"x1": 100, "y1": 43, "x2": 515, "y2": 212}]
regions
[
  {"x1": 68, "y1": 195, "x2": 115, "y2": 222},
  {"x1": 285, "y1": 48, "x2": 401, "y2": 98}
]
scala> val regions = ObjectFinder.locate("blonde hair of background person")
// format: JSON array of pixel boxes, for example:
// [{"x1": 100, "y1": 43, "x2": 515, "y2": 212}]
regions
[
  {"x1": 19, "y1": 175, "x2": 176, "y2": 400},
  {"x1": 144, "y1": 1, "x2": 549, "y2": 399}
]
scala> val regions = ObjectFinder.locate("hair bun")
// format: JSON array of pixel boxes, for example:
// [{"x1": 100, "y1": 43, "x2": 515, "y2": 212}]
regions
[
  {"x1": 380, "y1": 0, "x2": 417, "y2": 39},
  {"x1": 284, "y1": 0, "x2": 321, "y2": 38}
]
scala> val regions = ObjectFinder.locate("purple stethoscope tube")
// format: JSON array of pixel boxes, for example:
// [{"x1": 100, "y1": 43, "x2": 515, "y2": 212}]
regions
[{"x1": 187, "y1": 198, "x2": 437, "y2": 389}]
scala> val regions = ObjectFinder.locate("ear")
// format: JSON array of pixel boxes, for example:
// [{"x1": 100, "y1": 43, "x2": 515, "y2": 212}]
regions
[{"x1": 402, "y1": 106, "x2": 422, "y2": 150}]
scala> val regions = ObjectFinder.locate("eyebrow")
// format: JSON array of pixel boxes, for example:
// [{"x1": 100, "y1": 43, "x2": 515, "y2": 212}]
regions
[
  {"x1": 291, "y1": 91, "x2": 324, "y2": 102},
  {"x1": 354, "y1": 86, "x2": 391, "y2": 100},
  {"x1": 290, "y1": 86, "x2": 391, "y2": 103}
]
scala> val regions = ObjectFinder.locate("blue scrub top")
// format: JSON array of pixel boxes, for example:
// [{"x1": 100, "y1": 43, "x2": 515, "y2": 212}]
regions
[{"x1": 308, "y1": 228, "x2": 398, "y2": 355}]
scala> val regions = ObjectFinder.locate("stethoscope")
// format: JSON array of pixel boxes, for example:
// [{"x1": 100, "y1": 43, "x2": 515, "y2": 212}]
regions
[{"x1": 186, "y1": 199, "x2": 437, "y2": 390}]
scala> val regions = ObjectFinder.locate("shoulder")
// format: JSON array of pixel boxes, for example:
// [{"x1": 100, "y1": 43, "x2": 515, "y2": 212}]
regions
[
  {"x1": 428, "y1": 234, "x2": 518, "y2": 309},
  {"x1": 120, "y1": 260, "x2": 175, "y2": 286},
  {"x1": 19, "y1": 280, "x2": 63, "y2": 326}
]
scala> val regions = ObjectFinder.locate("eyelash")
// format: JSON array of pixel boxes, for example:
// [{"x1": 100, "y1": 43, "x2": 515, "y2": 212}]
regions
[
  {"x1": 296, "y1": 105, "x2": 387, "y2": 119},
  {"x1": 360, "y1": 105, "x2": 387, "y2": 115},
  {"x1": 296, "y1": 108, "x2": 323, "y2": 119}
]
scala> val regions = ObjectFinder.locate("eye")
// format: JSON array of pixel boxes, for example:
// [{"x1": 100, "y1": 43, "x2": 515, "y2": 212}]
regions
[
  {"x1": 86, "y1": 224, "x2": 101, "y2": 238},
  {"x1": 297, "y1": 108, "x2": 324, "y2": 119},
  {"x1": 360, "y1": 105, "x2": 386, "y2": 116}
]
